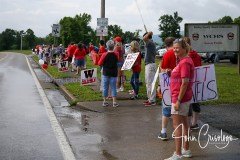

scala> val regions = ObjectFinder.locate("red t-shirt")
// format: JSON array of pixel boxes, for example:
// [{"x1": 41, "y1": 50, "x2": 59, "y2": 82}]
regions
[
  {"x1": 188, "y1": 50, "x2": 202, "y2": 67},
  {"x1": 74, "y1": 48, "x2": 86, "y2": 60},
  {"x1": 67, "y1": 45, "x2": 77, "y2": 58},
  {"x1": 89, "y1": 44, "x2": 94, "y2": 53},
  {"x1": 161, "y1": 49, "x2": 176, "y2": 70},
  {"x1": 98, "y1": 46, "x2": 107, "y2": 57},
  {"x1": 132, "y1": 53, "x2": 142, "y2": 73},
  {"x1": 170, "y1": 57, "x2": 194, "y2": 103}
]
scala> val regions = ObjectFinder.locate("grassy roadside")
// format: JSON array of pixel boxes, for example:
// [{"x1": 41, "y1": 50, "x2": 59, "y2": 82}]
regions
[
  {"x1": 32, "y1": 55, "x2": 70, "y2": 79},
  {"x1": 203, "y1": 63, "x2": 240, "y2": 105},
  {"x1": 26, "y1": 51, "x2": 240, "y2": 105},
  {"x1": 1, "y1": 50, "x2": 32, "y2": 55}
]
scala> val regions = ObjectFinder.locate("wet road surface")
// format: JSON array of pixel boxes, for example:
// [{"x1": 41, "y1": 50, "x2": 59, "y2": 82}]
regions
[{"x1": 0, "y1": 52, "x2": 64, "y2": 160}]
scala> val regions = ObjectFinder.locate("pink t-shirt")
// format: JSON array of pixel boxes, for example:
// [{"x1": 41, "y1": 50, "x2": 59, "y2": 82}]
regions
[{"x1": 170, "y1": 56, "x2": 194, "y2": 103}]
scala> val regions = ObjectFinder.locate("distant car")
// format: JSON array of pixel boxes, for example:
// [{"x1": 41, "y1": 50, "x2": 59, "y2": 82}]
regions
[
  {"x1": 204, "y1": 52, "x2": 238, "y2": 64},
  {"x1": 157, "y1": 48, "x2": 167, "y2": 58}
]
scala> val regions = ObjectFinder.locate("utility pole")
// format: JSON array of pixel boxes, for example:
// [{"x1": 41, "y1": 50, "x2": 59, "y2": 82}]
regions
[
  {"x1": 100, "y1": 0, "x2": 105, "y2": 41},
  {"x1": 20, "y1": 32, "x2": 26, "y2": 50}
]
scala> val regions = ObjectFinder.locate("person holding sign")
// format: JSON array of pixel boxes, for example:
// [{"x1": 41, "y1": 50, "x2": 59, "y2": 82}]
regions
[
  {"x1": 165, "y1": 39, "x2": 194, "y2": 160},
  {"x1": 129, "y1": 40, "x2": 142, "y2": 100},
  {"x1": 143, "y1": 31, "x2": 157, "y2": 107},
  {"x1": 98, "y1": 40, "x2": 119, "y2": 107},
  {"x1": 184, "y1": 37, "x2": 202, "y2": 130},
  {"x1": 158, "y1": 37, "x2": 176, "y2": 141},
  {"x1": 74, "y1": 43, "x2": 86, "y2": 75}
]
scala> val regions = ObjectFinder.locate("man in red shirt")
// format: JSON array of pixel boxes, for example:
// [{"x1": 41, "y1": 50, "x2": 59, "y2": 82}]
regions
[{"x1": 158, "y1": 37, "x2": 176, "y2": 140}]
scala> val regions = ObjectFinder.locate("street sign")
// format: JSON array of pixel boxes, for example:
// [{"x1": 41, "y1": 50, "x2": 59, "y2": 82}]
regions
[
  {"x1": 96, "y1": 26, "x2": 108, "y2": 36},
  {"x1": 52, "y1": 24, "x2": 61, "y2": 37},
  {"x1": 97, "y1": 18, "x2": 108, "y2": 27}
]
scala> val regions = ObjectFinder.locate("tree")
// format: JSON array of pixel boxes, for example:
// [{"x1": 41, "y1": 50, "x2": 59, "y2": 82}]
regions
[
  {"x1": 0, "y1": 29, "x2": 16, "y2": 50},
  {"x1": 158, "y1": 12, "x2": 183, "y2": 41},
  {"x1": 233, "y1": 16, "x2": 240, "y2": 25},
  {"x1": 107, "y1": 25, "x2": 124, "y2": 40},
  {"x1": 211, "y1": 16, "x2": 233, "y2": 24},
  {"x1": 24, "y1": 29, "x2": 36, "y2": 49},
  {"x1": 60, "y1": 13, "x2": 94, "y2": 46}
]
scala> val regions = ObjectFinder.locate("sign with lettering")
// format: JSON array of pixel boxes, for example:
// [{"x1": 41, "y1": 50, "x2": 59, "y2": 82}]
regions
[
  {"x1": 97, "y1": 18, "x2": 108, "y2": 27},
  {"x1": 185, "y1": 23, "x2": 239, "y2": 52},
  {"x1": 121, "y1": 52, "x2": 140, "y2": 70},
  {"x1": 160, "y1": 64, "x2": 218, "y2": 108},
  {"x1": 81, "y1": 68, "x2": 97, "y2": 85},
  {"x1": 96, "y1": 26, "x2": 108, "y2": 36},
  {"x1": 52, "y1": 24, "x2": 61, "y2": 37},
  {"x1": 58, "y1": 61, "x2": 69, "y2": 72}
]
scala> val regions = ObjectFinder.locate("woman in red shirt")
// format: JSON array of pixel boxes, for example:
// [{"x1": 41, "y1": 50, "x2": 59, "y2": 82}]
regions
[
  {"x1": 74, "y1": 43, "x2": 86, "y2": 75},
  {"x1": 129, "y1": 41, "x2": 141, "y2": 100},
  {"x1": 165, "y1": 38, "x2": 194, "y2": 160}
]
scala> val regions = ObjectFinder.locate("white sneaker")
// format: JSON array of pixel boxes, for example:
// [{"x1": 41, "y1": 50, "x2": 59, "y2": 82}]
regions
[
  {"x1": 119, "y1": 87, "x2": 124, "y2": 92},
  {"x1": 164, "y1": 152, "x2": 182, "y2": 160},
  {"x1": 182, "y1": 148, "x2": 192, "y2": 158},
  {"x1": 102, "y1": 101, "x2": 109, "y2": 107}
]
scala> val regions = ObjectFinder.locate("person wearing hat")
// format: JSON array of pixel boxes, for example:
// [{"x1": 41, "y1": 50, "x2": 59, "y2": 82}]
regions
[{"x1": 98, "y1": 40, "x2": 119, "y2": 107}]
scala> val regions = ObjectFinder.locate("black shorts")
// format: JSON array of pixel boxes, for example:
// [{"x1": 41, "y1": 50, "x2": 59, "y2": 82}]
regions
[
  {"x1": 67, "y1": 57, "x2": 73, "y2": 63},
  {"x1": 188, "y1": 103, "x2": 201, "y2": 116}
]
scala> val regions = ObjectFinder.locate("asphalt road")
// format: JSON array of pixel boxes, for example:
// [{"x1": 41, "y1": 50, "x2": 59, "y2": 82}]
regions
[{"x1": 0, "y1": 52, "x2": 64, "y2": 160}]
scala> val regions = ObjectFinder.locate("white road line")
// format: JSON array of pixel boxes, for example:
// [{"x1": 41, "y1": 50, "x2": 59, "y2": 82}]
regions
[{"x1": 25, "y1": 56, "x2": 76, "y2": 160}]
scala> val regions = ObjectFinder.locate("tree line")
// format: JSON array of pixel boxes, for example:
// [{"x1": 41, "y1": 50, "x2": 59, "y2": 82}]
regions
[{"x1": 0, "y1": 12, "x2": 240, "y2": 51}]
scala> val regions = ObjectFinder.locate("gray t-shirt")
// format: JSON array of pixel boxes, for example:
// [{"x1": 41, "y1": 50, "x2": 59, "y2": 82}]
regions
[{"x1": 144, "y1": 40, "x2": 156, "y2": 64}]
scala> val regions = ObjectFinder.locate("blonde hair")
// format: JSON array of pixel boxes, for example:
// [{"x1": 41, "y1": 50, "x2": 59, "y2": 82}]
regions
[
  {"x1": 130, "y1": 40, "x2": 140, "y2": 52},
  {"x1": 173, "y1": 38, "x2": 190, "y2": 53}
]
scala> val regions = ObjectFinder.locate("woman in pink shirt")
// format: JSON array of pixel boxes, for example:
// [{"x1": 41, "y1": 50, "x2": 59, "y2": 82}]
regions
[{"x1": 165, "y1": 39, "x2": 194, "y2": 160}]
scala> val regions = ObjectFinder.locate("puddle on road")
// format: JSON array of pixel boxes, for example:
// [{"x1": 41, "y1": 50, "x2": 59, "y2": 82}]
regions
[{"x1": 102, "y1": 150, "x2": 118, "y2": 160}]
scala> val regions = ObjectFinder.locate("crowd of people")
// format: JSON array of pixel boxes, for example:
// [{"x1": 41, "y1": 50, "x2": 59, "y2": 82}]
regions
[{"x1": 34, "y1": 32, "x2": 203, "y2": 160}]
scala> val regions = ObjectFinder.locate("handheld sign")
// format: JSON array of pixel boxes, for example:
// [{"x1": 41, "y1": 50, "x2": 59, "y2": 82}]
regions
[
  {"x1": 160, "y1": 64, "x2": 218, "y2": 108},
  {"x1": 121, "y1": 52, "x2": 140, "y2": 70},
  {"x1": 150, "y1": 67, "x2": 159, "y2": 95},
  {"x1": 81, "y1": 68, "x2": 97, "y2": 85},
  {"x1": 58, "y1": 61, "x2": 69, "y2": 72}
]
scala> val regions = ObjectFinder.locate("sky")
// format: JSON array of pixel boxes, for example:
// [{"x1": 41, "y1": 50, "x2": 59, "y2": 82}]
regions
[{"x1": 0, "y1": 0, "x2": 239, "y2": 37}]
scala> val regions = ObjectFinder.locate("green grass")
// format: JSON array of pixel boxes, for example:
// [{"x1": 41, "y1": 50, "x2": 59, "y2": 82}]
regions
[
  {"x1": 31, "y1": 54, "x2": 240, "y2": 105},
  {"x1": 3, "y1": 50, "x2": 32, "y2": 55},
  {"x1": 32, "y1": 55, "x2": 71, "y2": 79},
  {"x1": 64, "y1": 83, "x2": 102, "y2": 102},
  {"x1": 202, "y1": 63, "x2": 240, "y2": 105}
]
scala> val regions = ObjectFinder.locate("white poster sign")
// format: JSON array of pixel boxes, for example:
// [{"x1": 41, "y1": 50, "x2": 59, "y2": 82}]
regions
[
  {"x1": 185, "y1": 23, "x2": 239, "y2": 52},
  {"x1": 121, "y1": 52, "x2": 140, "y2": 70},
  {"x1": 151, "y1": 67, "x2": 159, "y2": 95},
  {"x1": 160, "y1": 64, "x2": 218, "y2": 108},
  {"x1": 81, "y1": 68, "x2": 97, "y2": 85},
  {"x1": 58, "y1": 61, "x2": 69, "y2": 72}
]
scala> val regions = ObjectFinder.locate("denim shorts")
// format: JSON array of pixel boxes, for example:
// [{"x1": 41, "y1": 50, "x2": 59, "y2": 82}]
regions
[
  {"x1": 162, "y1": 107, "x2": 171, "y2": 117},
  {"x1": 75, "y1": 59, "x2": 85, "y2": 67}
]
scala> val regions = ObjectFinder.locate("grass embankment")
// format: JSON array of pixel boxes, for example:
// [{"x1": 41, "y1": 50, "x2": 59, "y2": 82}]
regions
[
  {"x1": 203, "y1": 63, "x2": 240, "y2": 105},
  {"x1": 5, "y1": 50, "x2": 32, "y2": 55},
  {"x1": 31, "y1": 52, "x2": 240, "y2": 105}
]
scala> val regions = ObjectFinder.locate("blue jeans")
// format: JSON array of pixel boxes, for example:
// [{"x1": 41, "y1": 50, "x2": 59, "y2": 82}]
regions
[
  {"x1": 102, "y1": 75, "x2": 117, "y2": 97},
  {"x1": 130, "y1": 72, "x2": 140, "y2": 95}
]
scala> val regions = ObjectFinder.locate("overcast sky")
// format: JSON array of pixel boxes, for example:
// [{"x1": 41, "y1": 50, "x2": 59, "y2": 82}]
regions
[{"x1": 0, "y1": 0, "x2": 239, "y2": 37}]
